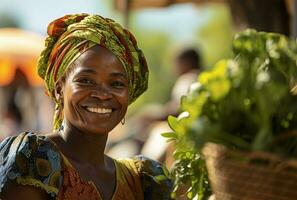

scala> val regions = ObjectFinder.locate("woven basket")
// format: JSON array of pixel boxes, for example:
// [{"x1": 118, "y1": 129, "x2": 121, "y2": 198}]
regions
[{"x1": 202, "y1": 143, "x2": 297, "y2": 200}]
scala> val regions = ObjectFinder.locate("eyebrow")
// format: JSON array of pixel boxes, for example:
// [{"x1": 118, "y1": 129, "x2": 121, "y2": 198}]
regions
[
  {"x1": 110, "y1": 72, "x2": 127, "y2": 79},
  {"x1": 76, "y1": 68, "x2": 127, "y2": 78},
  {"x1": 77, "y1": 68, "x2": 96, "y2": 74}
]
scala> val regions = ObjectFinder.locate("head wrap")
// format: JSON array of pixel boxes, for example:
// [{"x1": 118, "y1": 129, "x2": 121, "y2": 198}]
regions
[{"x1": 37, "y1": 13, "x2": 149, "y2": 130}]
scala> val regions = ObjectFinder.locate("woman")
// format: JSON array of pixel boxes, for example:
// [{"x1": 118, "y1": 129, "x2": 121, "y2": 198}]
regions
[{"x1": 0, "y1": 14, "x2": 172, "y2": 200}]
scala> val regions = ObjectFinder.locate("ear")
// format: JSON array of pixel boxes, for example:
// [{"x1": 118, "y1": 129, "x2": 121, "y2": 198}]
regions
[{"x1": 54, "y1": 79, "x2": 64, "y2": 101}]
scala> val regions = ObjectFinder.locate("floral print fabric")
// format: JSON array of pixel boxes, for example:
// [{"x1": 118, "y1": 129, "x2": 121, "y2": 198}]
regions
[{"x1": 0, "y1": 132, "x2": 172, "y2": 199}]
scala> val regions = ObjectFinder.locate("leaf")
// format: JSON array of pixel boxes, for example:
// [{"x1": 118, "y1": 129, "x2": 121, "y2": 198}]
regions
[
  {"x1": 161, "y1": 132, "x2": 177, "y2": 139},
  {"x1": 167, "y1": 115, "x2": 179, "y2": 130}
]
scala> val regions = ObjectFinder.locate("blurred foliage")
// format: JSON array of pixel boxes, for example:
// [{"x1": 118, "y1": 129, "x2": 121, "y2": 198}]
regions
[
  {"x1": 0, "y1": 12, "x2": 20, "y2": 28},
  {"x1": 125, "y1": 3, "x2": 233, "y2": 114},
  {"x1": 195, "y1": 4, "x2": 233, "y2": 68},
  {"x1": 127, "y1": 29, "x2": 174, "y2": 114},
  {"x1": 165, "y1": 29, "x2": 297, "y2": 199}
]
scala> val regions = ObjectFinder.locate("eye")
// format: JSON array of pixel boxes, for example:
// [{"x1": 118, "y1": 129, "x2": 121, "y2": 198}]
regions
[
  {"x1": 111, "y1": 81, "x2": 126, "y2": 88},
  {"x1": 74, "y1": 78, "x2": 95, "y2": 86}
]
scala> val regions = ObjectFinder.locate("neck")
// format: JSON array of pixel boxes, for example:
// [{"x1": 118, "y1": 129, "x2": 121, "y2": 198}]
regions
[{"x1": 57, "y1": 120, "x2": 109, "y2": 166}]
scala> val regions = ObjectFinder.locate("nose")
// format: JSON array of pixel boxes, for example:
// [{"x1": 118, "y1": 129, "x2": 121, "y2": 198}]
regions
[{"x1": 90, "y1": 87, "x2": 112, "y2": 100}]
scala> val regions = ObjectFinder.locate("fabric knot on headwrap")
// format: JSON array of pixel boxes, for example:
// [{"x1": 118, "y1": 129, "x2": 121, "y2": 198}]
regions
[{"x1": 37, "y1": 13, "x2": 149, "y2": 130}]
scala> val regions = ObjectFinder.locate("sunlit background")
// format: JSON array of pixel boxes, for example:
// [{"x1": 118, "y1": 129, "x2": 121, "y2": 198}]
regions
[{"x1": 0, "y1": 0, "x2": 293, "y2": 166}]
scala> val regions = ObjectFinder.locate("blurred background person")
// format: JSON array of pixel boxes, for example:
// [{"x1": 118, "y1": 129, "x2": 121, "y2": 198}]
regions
[
  {"x1": 0, "y1": 26, "x2": 54, "y2": 140},
  {"x1": 139, "y1": 47, "x2": 203, "y2": 167},
  {"x1": 0, "y1": 67, "x2": 34, "y2": 137},
  {"x1": 166, "y1": 47, "x2": 202, "y2": 117}
]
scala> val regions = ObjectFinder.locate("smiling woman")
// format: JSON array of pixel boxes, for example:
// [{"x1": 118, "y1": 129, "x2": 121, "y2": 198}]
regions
[
  {"x1": 61, "y1": 46, "x2": 129, "y2": 136},
  {"x1": 0, "y1": 14, "x2": 172, "y2": 200}
]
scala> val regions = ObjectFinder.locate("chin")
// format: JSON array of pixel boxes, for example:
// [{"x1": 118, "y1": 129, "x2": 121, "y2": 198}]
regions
[{"x1": 78, "y1": 123, "x2": 118, "y2": 136}]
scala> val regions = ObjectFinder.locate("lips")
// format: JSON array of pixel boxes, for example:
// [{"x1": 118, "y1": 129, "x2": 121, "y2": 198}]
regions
[
  {"x1": 81, "y1": 102, "x2": 117, "y2": 116},
  {"x1": 85, "y1": 107, "x2": 112, "y2": 114}
]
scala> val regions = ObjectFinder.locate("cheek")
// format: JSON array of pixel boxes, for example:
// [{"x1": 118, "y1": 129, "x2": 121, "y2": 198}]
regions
[
  {"x1": 63, "y1": 86, "x2": 84, "y2": 117},
  {"x1": 119, "y1": 90, "x2": 129, "y2": 108}
]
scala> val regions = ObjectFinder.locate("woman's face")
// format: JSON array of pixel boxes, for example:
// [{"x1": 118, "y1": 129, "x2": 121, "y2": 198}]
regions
[{"x1": 60, "y1": 45, "x2": 129, "y2": 135}]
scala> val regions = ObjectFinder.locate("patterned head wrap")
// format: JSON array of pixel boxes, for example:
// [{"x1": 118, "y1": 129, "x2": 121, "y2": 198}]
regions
[{"x1": 37, "y1": 13, "x2": 149, "y2": 130}]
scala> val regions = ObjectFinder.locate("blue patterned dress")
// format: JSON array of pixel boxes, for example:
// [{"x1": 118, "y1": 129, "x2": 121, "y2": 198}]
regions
[{"x1": 0, "y1": 132, "x2": 173, "y2": 199}]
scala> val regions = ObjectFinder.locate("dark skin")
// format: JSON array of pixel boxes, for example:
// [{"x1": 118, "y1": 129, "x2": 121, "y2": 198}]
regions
[{"x1": 0, "y1": 45, "x2": 129, "y2": 200}]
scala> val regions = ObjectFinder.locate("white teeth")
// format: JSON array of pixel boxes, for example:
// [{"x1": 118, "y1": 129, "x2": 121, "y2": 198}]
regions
[{"x1": 86, "y1": 107, "x2": 112, "y2": 114}]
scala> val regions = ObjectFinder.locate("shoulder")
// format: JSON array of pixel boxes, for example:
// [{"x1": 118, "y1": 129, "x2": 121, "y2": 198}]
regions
[
  {"x1": 129, "y1": 155, "x2": 173, "y2": 200},
  {"x1": 0, "y1": 132, "x2": 63, "y2": 198}
]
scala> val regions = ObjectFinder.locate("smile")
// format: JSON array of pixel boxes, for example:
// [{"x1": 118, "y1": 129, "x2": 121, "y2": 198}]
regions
[{"x1": 85, "y1": 107, "x2": 113, "y2": 114}]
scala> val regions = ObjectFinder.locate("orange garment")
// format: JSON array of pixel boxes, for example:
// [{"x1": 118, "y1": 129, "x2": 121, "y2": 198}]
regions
[{"x1": 57, "y1": 156, "x2": 144, "y2": 200}]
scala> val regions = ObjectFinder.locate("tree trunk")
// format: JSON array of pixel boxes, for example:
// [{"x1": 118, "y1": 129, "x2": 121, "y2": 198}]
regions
[{"x1": 227, "y1": 0, "x2": 290, "y2": 36}]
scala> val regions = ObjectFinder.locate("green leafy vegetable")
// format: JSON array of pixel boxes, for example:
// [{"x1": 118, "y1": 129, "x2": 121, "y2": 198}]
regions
[{"x1": 167, "y1": 29, "x2": 297, "y2": 199}]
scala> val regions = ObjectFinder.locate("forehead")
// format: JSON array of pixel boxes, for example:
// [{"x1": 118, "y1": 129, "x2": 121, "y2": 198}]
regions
[{"x1": 69, "y1": 45, "x2": 126, "y2": 76}]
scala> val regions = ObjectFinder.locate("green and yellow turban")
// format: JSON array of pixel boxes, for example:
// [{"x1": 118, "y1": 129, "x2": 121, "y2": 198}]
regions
[{"x1": 37, "y1": 13, "x2": 149, "y2": 130}]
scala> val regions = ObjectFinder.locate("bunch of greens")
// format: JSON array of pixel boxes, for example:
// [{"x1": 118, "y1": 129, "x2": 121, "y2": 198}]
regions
[{"x1": 164, "y1": 29, "x2": 297, "y2": 200}]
